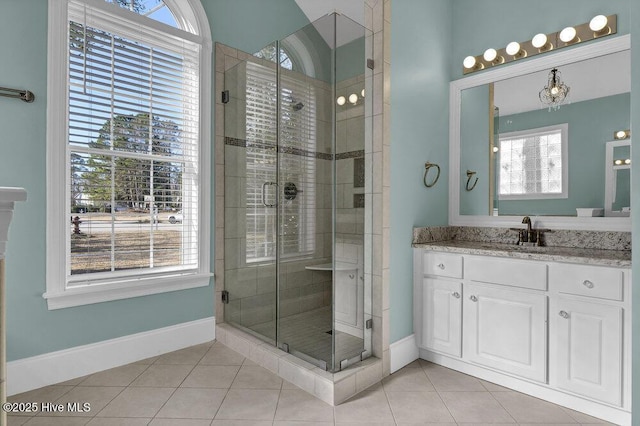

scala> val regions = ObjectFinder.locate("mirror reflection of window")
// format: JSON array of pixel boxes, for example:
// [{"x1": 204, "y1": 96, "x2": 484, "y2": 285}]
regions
[{"x1": 498, "y1": 123, "x2": 568, "y2": 199}]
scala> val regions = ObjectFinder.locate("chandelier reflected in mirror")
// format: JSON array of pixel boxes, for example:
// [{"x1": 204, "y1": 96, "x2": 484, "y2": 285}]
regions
[{"x1": 539, "y1": 68, "x2": 570, "y2": 111}]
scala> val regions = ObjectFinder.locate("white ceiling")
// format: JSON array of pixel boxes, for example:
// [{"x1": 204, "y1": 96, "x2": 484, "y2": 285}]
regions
[
  {"x1": 294, "y1": 0, "x2": 365, "y2": 47},
  {"x1": 494, "y1": 50, "x2": 630, "y2": 116}
]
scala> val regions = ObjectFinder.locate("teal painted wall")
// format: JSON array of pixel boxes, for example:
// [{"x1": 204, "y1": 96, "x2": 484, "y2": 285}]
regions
[
  {"x1": 390, "y1": 0, "x2": 452, "y2": 343},
  {"x1": 0, "y1": 0, "x2": 309, "y2": 362},
  {"x1": 204, "y1": 0, "x2": 309, "y2": 55},
  {"x1": 631, "y1": 0, "x2": 639, "y2": 422},
  {"x1": 496, "y1": 93, "x2": 630, "y2": 216},
  {"x1": 336, "y1": 37, "x2": 367, "y2": 82},
  {"x1": 459, "y1": 85, "x2": 490, "y2": 215}
]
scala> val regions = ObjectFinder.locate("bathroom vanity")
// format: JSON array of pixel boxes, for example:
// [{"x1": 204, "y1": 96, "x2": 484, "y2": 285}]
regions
[{"x1": 413, "y1": 239, "x2": 631, "y2": 425}]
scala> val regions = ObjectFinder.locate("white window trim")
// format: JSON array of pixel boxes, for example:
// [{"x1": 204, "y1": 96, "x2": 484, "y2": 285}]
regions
[
  {"x1": 45, "y1": 0, "x2": 212, "y2": 310},
  {"x1": 498, "y1": 123, "x2": 569, "y2": 201}
]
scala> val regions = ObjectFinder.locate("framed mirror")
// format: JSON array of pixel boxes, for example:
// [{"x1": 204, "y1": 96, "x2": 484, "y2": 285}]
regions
[{"x1": 449, "y1": 35, "x2": 631, "y2": 231}]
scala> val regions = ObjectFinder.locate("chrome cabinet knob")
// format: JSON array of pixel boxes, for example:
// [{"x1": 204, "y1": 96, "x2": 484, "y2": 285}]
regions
[
  {"x1": 469, "y1": 295, "x2": 478, "y2": 302},
  {"x1": 437, "y1": 263, "x2": 445, "y2": 269},
  {"x1": 559, "y1": 310, "x2": 569, "y2": 319},
  {"x1": 582, "y1": 280, "x2": 594, "y2": 289},
  {"x1": 452, "y1": 292, "x2": 461, "y2": 298}
]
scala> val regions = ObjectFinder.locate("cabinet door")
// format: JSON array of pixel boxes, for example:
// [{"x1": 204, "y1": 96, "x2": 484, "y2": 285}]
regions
[
  {"x1": 422, "y1": 278, "x2": 462, "y2": 357},
  {"x1": 464, "y1": 283, "x2": 547, "y2": 382},
  {"x1": 551, "y1": 296, "x2": 622, "y2": 406}
]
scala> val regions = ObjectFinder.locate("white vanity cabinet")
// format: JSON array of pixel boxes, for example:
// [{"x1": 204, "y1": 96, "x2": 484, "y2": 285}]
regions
[
  {"x1": 422, "y1": 278, "x2": 462, "y2": 357},
  {"x1": 463, "y1": 282, "x2": 547, "y2": 383},
  {"x1": 549, "y1": 263, "x2": 628, "y2": 407},
  {"x1": 414, "y1": 247, "x2": 632, "y2": 425},
  {"x1": 414, "y1": 251, "x2": 463, "y2": 357}
]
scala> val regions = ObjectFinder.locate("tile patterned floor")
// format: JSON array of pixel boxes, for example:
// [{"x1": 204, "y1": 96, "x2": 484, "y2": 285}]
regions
[
  {"x1": 7, "y1": 340, "x2": 615, "y2": 425},
  {"x1": 246, "y1": 306, "x2": 365, "y2": 368}
]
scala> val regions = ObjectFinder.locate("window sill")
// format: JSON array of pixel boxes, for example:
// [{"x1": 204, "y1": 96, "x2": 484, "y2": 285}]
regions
[{"x1": 43, "y1": 272, "x2": 213, "y2": 310}]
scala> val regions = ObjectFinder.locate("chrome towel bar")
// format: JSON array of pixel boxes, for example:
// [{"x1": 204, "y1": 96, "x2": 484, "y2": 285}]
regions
[{"x1": 0, "y1": 86, "x2": 35, "y2": 103}]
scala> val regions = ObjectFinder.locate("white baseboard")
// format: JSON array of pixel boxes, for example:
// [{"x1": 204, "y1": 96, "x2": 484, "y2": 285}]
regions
[
  {"x1": 7, "y1": 316, "x2": 216, "y2": 396},
  {"x1": 390, "y1": 333, "x2": 419, "y2": 373}
]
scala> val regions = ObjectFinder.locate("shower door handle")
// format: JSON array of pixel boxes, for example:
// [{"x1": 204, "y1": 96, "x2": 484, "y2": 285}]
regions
[{"x1": 262, "y1": 182, "x2": 278, "y2": 207}]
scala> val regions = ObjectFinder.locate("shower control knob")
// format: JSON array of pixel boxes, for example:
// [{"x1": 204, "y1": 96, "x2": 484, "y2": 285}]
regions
[
  {"x1": 469, "y1": 295, "x2": 478, "y2": 302},
  {"x1": 452, "y1": 292, "x2": 460, "y2": 298},
  {"x1": 437, "y1": 263, "x2": 445, "y2": 269}
]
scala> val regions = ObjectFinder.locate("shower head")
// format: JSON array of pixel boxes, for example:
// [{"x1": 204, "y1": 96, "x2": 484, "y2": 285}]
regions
[{"x1": 292, "y1": 101, "x2": 304, "y2": 111}]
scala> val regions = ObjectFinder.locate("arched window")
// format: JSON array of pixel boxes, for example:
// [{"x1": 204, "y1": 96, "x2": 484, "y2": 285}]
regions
[
  {"x1": 254, "y1": 45, "x2": 294, "y2": 70},
  {"x1": 104, "y1": 0, "x2": 178, "y2": 26},
  {"x1": 45, "y1": 0, "x2": 212, "y2": 309}
]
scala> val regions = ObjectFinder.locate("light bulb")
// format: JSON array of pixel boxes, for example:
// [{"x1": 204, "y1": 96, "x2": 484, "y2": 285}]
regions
[
  {"x1": 616, "y1": 130, "x2": 627, "y2": 139},
  {"x1": 615, "y1": 159, "x2": 623, "y2": 165},
  {"x1": 492, "y1": 146, "x2": 499, "y2": 153},
  {"x1": 349, "y1": 93, "x2": 358, "y2": 104},
  {"x1": 559, "y1": 26, "x2": 577, "y2": 43},
  {"x1": 361, "y1": 89, "x2": 365, "y2": 97},
  {"x1": 625, "y1": 159, "x2": 631, "y2": 165},
  {"x1": 532, "y1": 33, "x2": 548, "y2": 49},
  {"x1": 550, "y1": 86, "x2": 560, "y2": 95},
  {"x1": 505, "y1": 41, "x2": 521, "y2": 56},
  {"x1": 463, "y1": 55, "x2": 477, "y2": 69},
  {"x1": 589, "y1": 15, "x2": 608, "y2": 32},
  {"x1": 336, "y1": 96, "x2": 346, "y2": 106},
  {"x1": 483, "y1": 48, "x2": 497, "y2": 62}
]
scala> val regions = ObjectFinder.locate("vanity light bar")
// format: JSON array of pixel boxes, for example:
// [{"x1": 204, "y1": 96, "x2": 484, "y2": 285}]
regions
[{"x1": 462, "y1": 14, "x2": 617, "y2": 74}]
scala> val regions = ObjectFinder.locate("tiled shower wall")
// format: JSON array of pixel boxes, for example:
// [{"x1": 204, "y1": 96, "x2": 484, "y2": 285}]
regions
[
  {"x1": 364, "y1": 0, "x2": 391, "y2": 377},
  {"x1": 336, "y1": 74, "x2": 366, "y2": 243}
]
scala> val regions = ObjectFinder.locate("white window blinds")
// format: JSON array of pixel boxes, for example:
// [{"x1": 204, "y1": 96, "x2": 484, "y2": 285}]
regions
[
  {"x1": 67, "y1": 1, "x2": 200, "y2": 281},
  {"x1": 244, "y1": 62, "x2": 316, "y2": 263}
]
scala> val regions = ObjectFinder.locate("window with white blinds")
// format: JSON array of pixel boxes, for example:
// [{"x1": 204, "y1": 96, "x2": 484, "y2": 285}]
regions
[
  {"x1": 244, "y1": 62, "x2": 316, "y2": 263},
  {"x1": 66, "y1": 1, "x2": 200, "y2": 282},
  {"x1": 498, "y1": 123, "x2": 568, "y2": 200}
]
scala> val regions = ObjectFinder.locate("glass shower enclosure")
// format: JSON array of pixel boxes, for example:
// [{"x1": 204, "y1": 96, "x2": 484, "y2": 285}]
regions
[{"x1": 223, "y1": 13, "x2": 372, "y2": 372}]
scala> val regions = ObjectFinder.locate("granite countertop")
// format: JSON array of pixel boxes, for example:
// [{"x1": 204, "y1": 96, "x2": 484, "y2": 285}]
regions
[{"x1": 413, "y1": 240, "x2": 631, "y2": 267}]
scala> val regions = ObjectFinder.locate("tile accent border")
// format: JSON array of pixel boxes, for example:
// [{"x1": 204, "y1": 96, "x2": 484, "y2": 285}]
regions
[
  {"x1": 336, "y1": 150, "x2": 365, "y2": 160},
  {"x1": 225, "y1": 136, "x2": 361, "y2": 161}
]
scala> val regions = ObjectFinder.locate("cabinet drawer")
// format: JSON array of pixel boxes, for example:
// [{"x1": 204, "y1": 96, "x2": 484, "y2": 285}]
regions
[
  {"x1": 423, "y1": 252, "x2": 463, "y2": 278},
  {"x1": 549, "y1": 264, "x2": 623, "y2": 301},
  {"x1": 465, "y1": 256, "x2": 547, "y2": 290}
]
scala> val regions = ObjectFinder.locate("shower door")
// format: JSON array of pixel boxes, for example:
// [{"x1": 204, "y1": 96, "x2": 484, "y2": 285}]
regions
[
  {"x1": 223, "y1": 50, "x2": 279, "y2": 343},
  {"x1": 223, "y1": 14, "x2": 372, "y2": 372}
]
